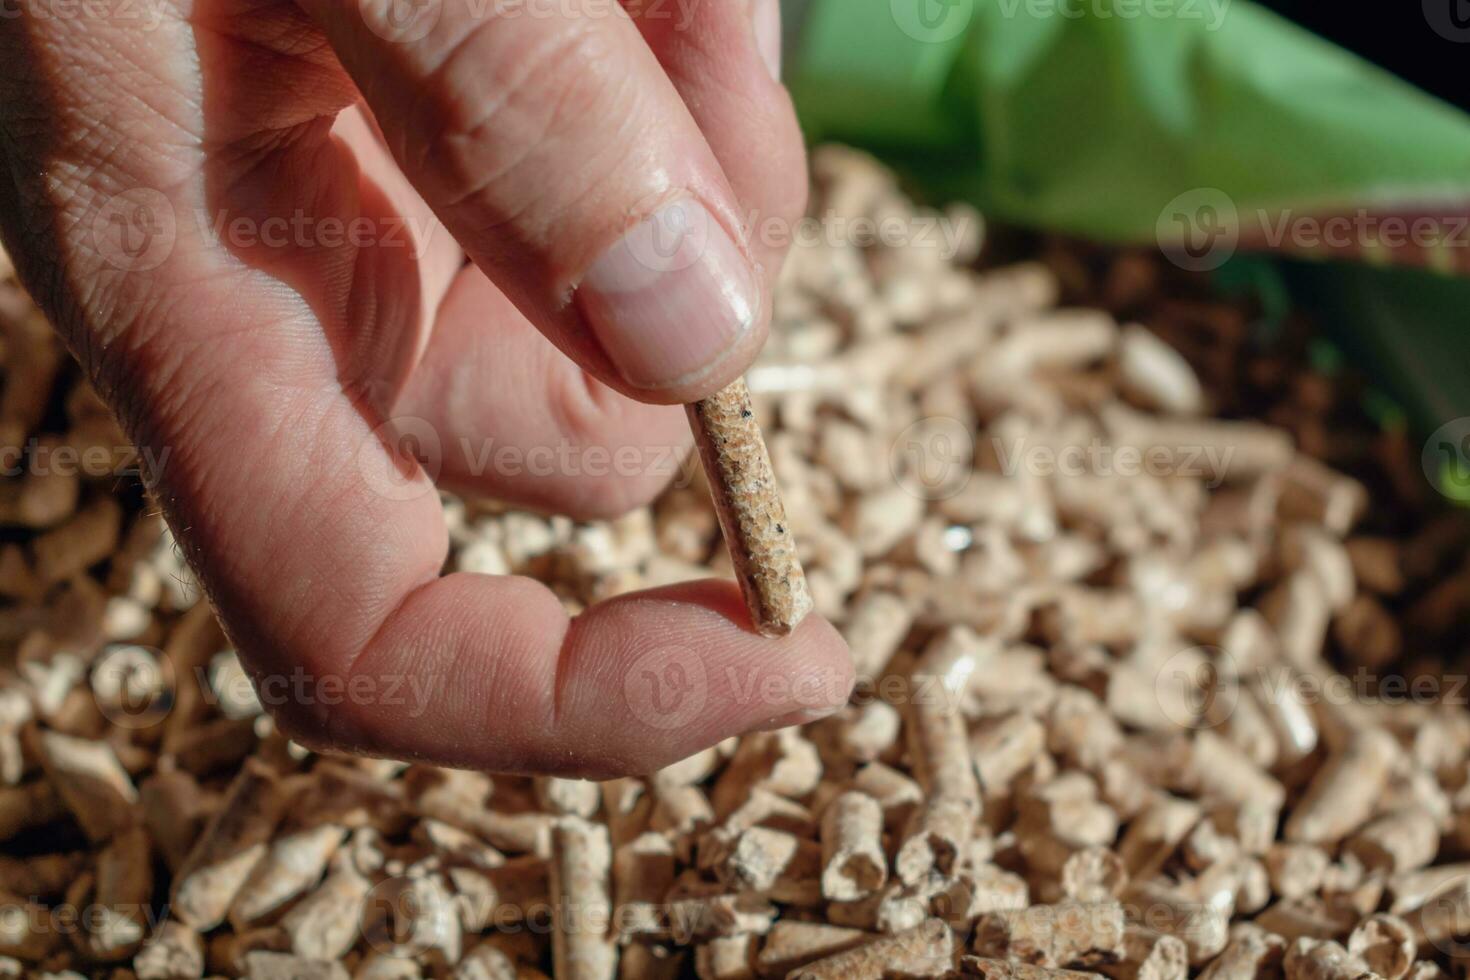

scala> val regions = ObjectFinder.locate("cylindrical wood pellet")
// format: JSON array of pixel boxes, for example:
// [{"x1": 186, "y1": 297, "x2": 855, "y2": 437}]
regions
[
  {"x1": 686, "y1": 379, "x2": 813, "y2": 636},
  {"x1": 820, "y1": 791, "x2": 887, "y2": 901},
  {"x1": 789, "y1": 918, "x2": 953, "y2": 980},
  {"x1": 550, "y1": 816, "x2": 618, "y2": 980}
]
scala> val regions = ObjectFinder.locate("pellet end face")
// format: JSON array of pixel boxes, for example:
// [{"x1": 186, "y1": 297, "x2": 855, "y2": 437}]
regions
[{"x1": 686, "y1": 379, "x2": 813, "y2": 638}]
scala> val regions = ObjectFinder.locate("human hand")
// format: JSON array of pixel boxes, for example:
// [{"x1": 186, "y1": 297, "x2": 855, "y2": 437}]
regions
[{"x1": 0, "y1": 0, "x2": 853, "y2": 775}]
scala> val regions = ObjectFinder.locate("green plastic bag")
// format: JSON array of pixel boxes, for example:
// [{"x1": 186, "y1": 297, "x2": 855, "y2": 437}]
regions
[{"x1": 785, "y1": 0, "x2": 1470, "y2": 491}]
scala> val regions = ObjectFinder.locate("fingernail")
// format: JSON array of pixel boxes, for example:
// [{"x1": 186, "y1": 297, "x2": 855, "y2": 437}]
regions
[
  {"x1": 752, "y1": 0, "x2": 782, "y2": 81},
  {"x1": 578, "y1": 199, "x2": 758, "y2": 391}
]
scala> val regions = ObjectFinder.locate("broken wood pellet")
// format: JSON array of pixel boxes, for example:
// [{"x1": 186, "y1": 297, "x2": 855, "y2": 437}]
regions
[
  {"x1": 229, "y1": 821, "x2": 346, "y2": 927},
  {"x1": 1123, "y1": 881, "x2": 1229, "y2": 966},
  {"x1": 1348, "y1": 914, "x2": 1415, "y2": 980},
  {"x1": 1266, "y1": 844, "x2": 1330, "y2": 902},
  {"x1": 974, "y1": 901, "x2": 1126, "y2": 968},
  {"x1": 693, "y1": 934, "x2": 755, "y2": 980},
  {"x1": 753, "y1": 920, "x2": 869, "y2": 977},
  {"x1": 1345, "y1": 808, "x2": 1438, "y2": 875},
  {"x1": 1196, "y1": 925, "x2": 1285, "y2": 980},
  {"x1": 820, "y1": 791, "x2": 886, "y2": 901},
  {"x1": 1098, "y1": 926, "x2": 1187, "y2": 980},
  {"x1": 624, "y1": 890, "x2": 776, "y2": 944},
  {"x1": 171, "y1": 761, "x2": 288, "y2": 931},
  {"x1": 686, "y1": 379, "x2": 813, "y2": 636},
  {"x1": 1387, "y1": 864, "x2": 1470, "y2": 914},
  {"x1": 713, "y1": 825, "x2": 816, "y2": 897},
  {"x1": 133, "y1": 921, "x2": 206, "y2": 980},
  {"x1": 961, "y1": 958, "x2": 1108, "y2": 980},
  {"x1": 1283, "y1": 937, "x2": 1383, "y2": 980},
  {"x1": 25, "y1": 727, "x2": 137, "y2": 842},
  {"x1": 787, "y1": 918, "x2": 953, "y2": 980}
]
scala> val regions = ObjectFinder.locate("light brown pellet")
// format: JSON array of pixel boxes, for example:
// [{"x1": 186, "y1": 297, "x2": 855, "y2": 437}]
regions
[
  {"x1": 820, "y1": 791, "x2": 887, "y2": 901},
  {"x1": 753, "y1": 921, "x2": 870, "y2": 978},
  {"x1": 549, "y1": 817, "x2": 617, "y2": 980},
  {"x1": 974, "y1": 901, "x2": 1126, "y2": 968},
  {"x1": 1123, "y1": 881, "x2": 1228, "y2": 966},
  {"x1": 961, "y1": 958, "x2": 1108, "y2": 980},
  {"x1": 1196, "y1": 925, "x2": 1285, "y2": 980},
  {"x1": 1285, "y1": 728, "x2": 1400, "y2": 845},
  {"x1": 1348, "y1": 915, "x2": 1416, "y2": 980},
  {"x1": 280, "y1": 856, "x2": 371, "y2": 961},
  {"x1": 898, "y1": 633, "x2": 983, "y2": 883},
  {"x1": 134, "y1": 921, "x2": 206, "y2": 980},
  {"x1": 693, "y1": 934, "x2": 755, "y2": 980},
  {"x1": 686, "y1": 379, "x2": 813, "y2": 636},
  {"x1": 1345, "y1": 808, "x2": 1439, "y2": 875},
  {"x1": 1116, "y1": 796, "x2": 1202, "y2": 881},
  {"x1": 789, "y1": 918, "x2": 953, "y2": 980},
  {"x1": 229, "y1": 823, "x2": 346, "y2": 927},
  {"x1": 172, "y1": 761, "x2": 288, "y2": 931},
  {"x1": 1098, "y1": 926, "x2": 1188, "y2": 980},
  {"x1": 841, "y1": 591, "x2": 913, "y2": 681},
  {"x1": 1388, "y1": 864, "x2": 1470, "y2": 914},
  {"x1": 1252, "y1": 899, "x2": 1351, "y2": 943},
  {"x1": 1265, "y1": 844, "x2": 1331, "y2": 902},
  {"x1": 25, "y1": 727, "x2": 138, "y2": 842},
  {"x1": 1283, "y1": 938, "x2": 1383, "y2": 980}
]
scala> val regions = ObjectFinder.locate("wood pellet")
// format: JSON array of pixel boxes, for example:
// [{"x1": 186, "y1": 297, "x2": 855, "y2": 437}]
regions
[{"x1": 0, "y1": 145, "x2": 1468, "y2": 979}]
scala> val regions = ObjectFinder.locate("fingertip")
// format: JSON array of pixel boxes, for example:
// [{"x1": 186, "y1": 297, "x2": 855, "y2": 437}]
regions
[{"x1": 556, "y1": 580, "x2": 853, "y2": 773}]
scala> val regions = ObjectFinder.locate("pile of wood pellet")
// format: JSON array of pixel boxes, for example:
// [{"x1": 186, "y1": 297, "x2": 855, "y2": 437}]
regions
[{"x1": 2, "y1": 145, "x2": 1470, "y2": 980}]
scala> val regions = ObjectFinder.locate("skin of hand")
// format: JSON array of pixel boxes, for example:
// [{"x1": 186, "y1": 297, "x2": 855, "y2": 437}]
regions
[{"x1": 0, "y1": 0, "x2": 853, "y2": 776}]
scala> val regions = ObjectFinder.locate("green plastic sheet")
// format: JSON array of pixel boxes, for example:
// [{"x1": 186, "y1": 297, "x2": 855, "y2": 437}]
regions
[
  {"x1": 787, "y1": 0, "x2": 1470, "y2": 490},
  {"x1": 791, "y1": 0, "x2": 1470, "y2": 242}
]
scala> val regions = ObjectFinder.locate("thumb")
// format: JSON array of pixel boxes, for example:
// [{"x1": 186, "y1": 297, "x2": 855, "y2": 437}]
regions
[{"x1": 294, "y1": 0, "x2": 767, "y2": 403}]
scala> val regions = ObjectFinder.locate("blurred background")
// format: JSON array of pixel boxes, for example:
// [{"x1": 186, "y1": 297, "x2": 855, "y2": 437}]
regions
[{"x1": 777, "y1": 0, "x2": 1470, "y2": 491}]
